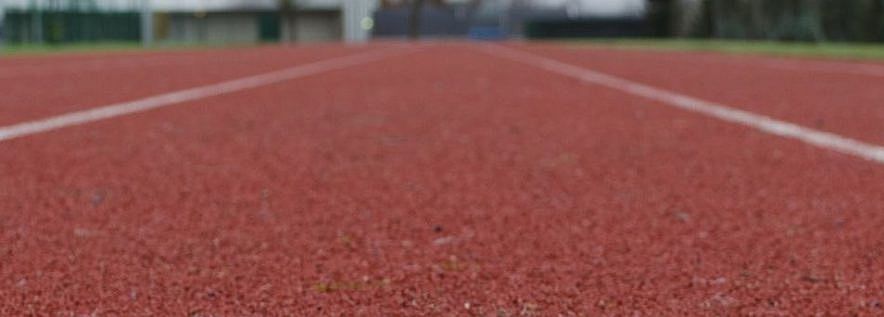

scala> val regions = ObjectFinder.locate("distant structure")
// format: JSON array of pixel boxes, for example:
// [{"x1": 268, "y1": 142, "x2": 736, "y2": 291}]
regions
[
  {"x1": 372, "y1": 0, "x2": 649, "y2": 39},
  {"x1": 0, "y1": 0, "x2": 379, "y2": 45},
  {"x1": 0, "y1": 6, "x2": 5, "y2": 48},
  {"x1": 373, "y1": 0, "x2": 474, "y2": 38}
]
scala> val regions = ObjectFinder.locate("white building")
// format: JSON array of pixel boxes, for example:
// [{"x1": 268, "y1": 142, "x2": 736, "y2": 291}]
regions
[
  {"x1": 528, "y1": 0, "x2": 646, "y2": 18},
  {"x1": 1, "y1": 0, "x2": 379, "y2": 44}
]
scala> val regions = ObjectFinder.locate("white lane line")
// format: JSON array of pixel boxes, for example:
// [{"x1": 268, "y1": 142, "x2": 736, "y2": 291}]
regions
[
  {"x1": 0, "y1": 47, "x2": 412, "y2": 142},
  {"x1": 479, "y1": 44, "x2": 884, "y2": 165}
]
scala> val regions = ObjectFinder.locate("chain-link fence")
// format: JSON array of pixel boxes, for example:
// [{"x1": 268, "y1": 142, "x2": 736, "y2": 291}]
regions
[{"x1": 2, "y1": 0, "x2": 142, "y2": 44}]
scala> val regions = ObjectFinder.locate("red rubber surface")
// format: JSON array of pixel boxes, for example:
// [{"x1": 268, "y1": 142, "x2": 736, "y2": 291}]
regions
[
  {"x1": 515, "y1": 43, "x2": 884, "y2": 145},
  {"x1": 0, "y1": 44, "x2": 377, "y2": 125},
  {"x1": 1, "y1": 43, "x2": 882, "y2": 315}
]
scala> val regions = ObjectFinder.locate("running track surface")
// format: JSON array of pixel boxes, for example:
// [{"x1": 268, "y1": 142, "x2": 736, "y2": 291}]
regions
[{"x1": 1, "y1": 42, "x2": 882, "y2": 315}]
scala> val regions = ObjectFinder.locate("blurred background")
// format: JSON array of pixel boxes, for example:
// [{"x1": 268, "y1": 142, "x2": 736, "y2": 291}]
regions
[{"x1": 1, "y1": 0, "x2": 884, "y2": 49}]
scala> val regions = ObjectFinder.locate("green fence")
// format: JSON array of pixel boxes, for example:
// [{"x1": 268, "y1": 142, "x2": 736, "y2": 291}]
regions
[
  {"x1": 3, "y1": 9, "x2": 141, "y2": 44},
  {"x1": 258, "y1": 12, "x2": 281, "y2": 42}
]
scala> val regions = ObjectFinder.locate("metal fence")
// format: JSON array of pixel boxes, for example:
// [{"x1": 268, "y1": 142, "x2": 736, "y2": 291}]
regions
[
  {"x1": 2, "y1": 0, "x2": 144, "y2": 45},
  {"x1": 4, "y1": 9, "x2": 141, "y2": 44}
]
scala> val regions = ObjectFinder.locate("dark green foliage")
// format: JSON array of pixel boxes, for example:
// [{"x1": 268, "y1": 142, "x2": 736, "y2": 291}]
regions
[
  {"x1": 646, "y1": 0, "x2": 675, "y2": 37},
  {"x1": 685, "y1": 0, "x2": 884, "y2": 42}
]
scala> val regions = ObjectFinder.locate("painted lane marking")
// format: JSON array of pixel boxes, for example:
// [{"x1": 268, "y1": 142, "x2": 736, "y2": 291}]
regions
[
  {"x1": 480, "y1": 44, "x2": 884, "y2": 165},
  {"x1": 0, "y1": 47, "x2": 413, "y2": 142}
]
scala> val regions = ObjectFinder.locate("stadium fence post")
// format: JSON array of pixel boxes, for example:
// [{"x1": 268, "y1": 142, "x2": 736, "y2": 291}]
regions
[{"x1": 140, "y1": 0, "x2": 153, "y2": 47}]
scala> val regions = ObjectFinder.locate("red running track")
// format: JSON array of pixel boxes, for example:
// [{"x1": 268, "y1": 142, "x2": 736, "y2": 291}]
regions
[
  {"x1": 0, "y1": 44, "x2": 378, "y2": 125},
  {"x1": 0, "y1": 43, "x2": 882, "y2": 315},
  {"x1": 514, "y1": 43, "x2": 884, "y2": 145}
]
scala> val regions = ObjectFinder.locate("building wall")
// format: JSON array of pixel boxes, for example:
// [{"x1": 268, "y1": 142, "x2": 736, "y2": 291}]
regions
[
  {"x1": 280, "y1": 11, "x2": 342, "y2": 42},
  {"x1": 296, "y1": 12, "x2": 342, "y2": 42},
  {"x1": 165, "y1": 13, "x2": 260, "y2": 44},
  {"x1": 2, "y1": 0, "x2": 378, "y2": 44}
]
